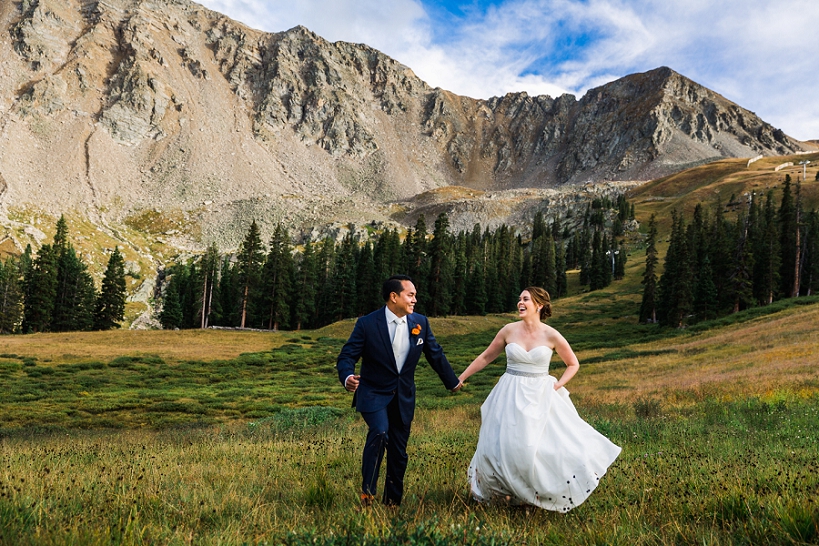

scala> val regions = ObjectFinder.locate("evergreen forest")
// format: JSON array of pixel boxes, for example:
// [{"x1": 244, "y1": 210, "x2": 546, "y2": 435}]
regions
[
  {"x1": 0, "y1": 215, "x2": 128, "y2": 334},
  {"x1": 157, "y1": 194, "x2": 633, "y2": 331},
  {"x1": 641, "y1": 175, "x2": 819, "y2": 326},
  {"x1": 2, "y1": 174, "x2": 816, "y2": 335}
]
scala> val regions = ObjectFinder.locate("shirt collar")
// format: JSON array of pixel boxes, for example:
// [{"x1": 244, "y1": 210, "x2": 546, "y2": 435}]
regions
[{"x1": 385, "y1": 306, "x2": 405, "y2": 324}]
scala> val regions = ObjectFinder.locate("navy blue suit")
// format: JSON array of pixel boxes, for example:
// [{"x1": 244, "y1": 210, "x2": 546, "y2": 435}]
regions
[{"x1": 336, "y1": 306, "x2": 459, "y2": 505}]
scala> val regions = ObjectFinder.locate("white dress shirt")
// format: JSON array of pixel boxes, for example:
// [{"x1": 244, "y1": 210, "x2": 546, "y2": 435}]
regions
[{"x1": 386, "y1": 306, "x2": 410, "y2": 373}]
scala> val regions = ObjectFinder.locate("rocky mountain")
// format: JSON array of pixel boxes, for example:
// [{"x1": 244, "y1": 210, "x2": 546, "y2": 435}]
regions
[{"x1": 0, "y1": 0, "x2": 811, "y2": 256}]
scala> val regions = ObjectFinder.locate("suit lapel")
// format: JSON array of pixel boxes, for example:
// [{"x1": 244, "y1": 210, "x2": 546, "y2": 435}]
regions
[{"x1": 376, "y1": 307, "x2": 397, "y2": 370}]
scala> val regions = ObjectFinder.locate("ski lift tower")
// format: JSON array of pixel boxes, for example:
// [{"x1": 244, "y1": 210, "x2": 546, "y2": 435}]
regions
[{"x1": 799, "y1": 160, "x2": 811, "y2": 181}]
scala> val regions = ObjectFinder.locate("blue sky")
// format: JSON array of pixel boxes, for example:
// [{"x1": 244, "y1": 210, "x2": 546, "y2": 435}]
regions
[{"x1": 197, "y1": 0, "x2": 819, "y2": 141}]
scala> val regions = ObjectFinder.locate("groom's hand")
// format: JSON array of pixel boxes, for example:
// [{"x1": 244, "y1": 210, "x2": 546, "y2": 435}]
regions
[
  {"x1": 450, "y1": 380, "x2": 463, "y2": 393},
  {"x1": 345, "y1": 374, "x2": 360, "y2": 392}
]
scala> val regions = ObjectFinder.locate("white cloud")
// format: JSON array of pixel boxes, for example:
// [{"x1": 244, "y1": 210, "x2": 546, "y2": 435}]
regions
[{"x1": 197, "y1": 0, "x2": 819, "y2": 140}]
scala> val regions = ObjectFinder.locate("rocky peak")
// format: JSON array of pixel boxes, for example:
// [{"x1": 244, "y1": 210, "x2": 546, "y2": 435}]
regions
[{"x1": 0, "y1": 0, "x2": 810, "y2": 252}]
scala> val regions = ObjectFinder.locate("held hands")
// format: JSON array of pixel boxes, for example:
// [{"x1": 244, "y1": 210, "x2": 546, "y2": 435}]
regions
[
  {"x1": 345, "y1": 374, "x2": 360, "y2": 392},
  {"x1": 450, "y1": 379, "x2": 463, "y2": 393}
]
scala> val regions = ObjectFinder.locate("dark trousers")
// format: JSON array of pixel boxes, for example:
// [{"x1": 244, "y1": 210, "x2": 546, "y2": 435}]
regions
[{"x1": 360, "y1": 396, "x2": 412, "y2": 506}]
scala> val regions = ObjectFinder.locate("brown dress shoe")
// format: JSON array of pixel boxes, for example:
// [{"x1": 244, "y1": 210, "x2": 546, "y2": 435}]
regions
[{"x1": 360, "y1": 493, "x2": 375, "y2": 507}]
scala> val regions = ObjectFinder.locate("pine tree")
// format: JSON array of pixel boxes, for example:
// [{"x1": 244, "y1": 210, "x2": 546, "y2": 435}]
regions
[
  {"x1": 757, "y1": 191, "x2": 781, "y2": 304},
  {"x1": 355, "y1": 240, "x2": 379, "y2": 316},
  {"x1": 53, "y1": 215, "x2": 69, "y2": 249},
  {"x1": 236, "y1": 220, "x2": 265, "y2": 328},
  {"x1": 450, "y1": 233, "x2": 468, "y2": 315},
  {"x1": 728, "y1": 212, "x2": 755, "y2": 313},
  {"x1": 262, "y1": 224, "x2": 294, "y2": 330},
  {"x1": 469, "y1": 258, "x2": 487, "y2": 316},
  {"x1": 614, "y1": 240, "x2": 627, "y2": 281},
  {"x1": 577, "y1": 229, "x2": 592, "y2": 285},
  {"x1": 159, "y1": 279, "x2": 184, "y2": 329},
  {"x1": 407, "y1": 216, "x2": 429, "y2": 313},
  {"x1": 531, "y1": 235, "x2": 557, "y2": 295},
  {"x1": 93, "y1": 247, "x2": 127, "y2": 330},
  {"x1": 589, "y1": 230, "x2": 606, "y2": 291},
  {"x1": 601, "y1": 234, "x2": 613, "y2": 287},
  {"x1": 484, "y1": 228, "x2": 504, "y2": 313},
  {"x1": 657, "y1": 211, "x2": 693, "y2": 327},
  {"x1": 639, "y1": 215, "x2": 658, "y2": 323},
  {"x1": 802, "y1": 210, "x2": 819, "y2": 296},
  {"x1": 22, "y1": 243, "x2": 58, "y2": 333},
  {"x1": 779, "y1": 175, "x2": 797, "y2": 297},
  {"x1": 551, "y1": 217, "x2": 562, "y2": 242},
  {"x1": 314, "y1": 237, "x2": 337, "y2": 327},
  {"x1": 694, "y1": 256, "x2": 718, "y2": 321},
  {"x1": 197, "y1": 243, "x2": 220, "y2": 328},
  {"x1": 709, "y1": 200, "x2": 733, "y2": 313},
  {"x1": 292, "y1": 240, "x2": 318, "y2": 330},
  {"x1": 51, "y1": 244, "x2": 96, "y2": 332},
  {"x1": 215, "y1": 256, "x2": 239, "y2": 326},
  {"x1": 555, "y1": 240, "x2": 567, "y2": 298},
  {"x1": 48, "y1": 216, "x2": 96, "y2": 332},
  {"x1": 0, "y1": 257, "x2": 24, "y2": 334},
  {"x1": 332, "y1": 227, "x2": 358, "y2": 322},
  {"x1": 427, "y1": 213, "x2": 454, "y2": 316}
]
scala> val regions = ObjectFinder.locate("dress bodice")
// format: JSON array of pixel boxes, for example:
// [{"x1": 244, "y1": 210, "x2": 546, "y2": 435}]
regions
[{"x1": 505, "y1": 343, "x2": 553, "y2": 375}]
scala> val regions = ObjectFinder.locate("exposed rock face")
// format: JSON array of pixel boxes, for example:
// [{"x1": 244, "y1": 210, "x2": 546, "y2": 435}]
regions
[{"x1": 0, "y1": 0, "x2": 809, "y2": 251}]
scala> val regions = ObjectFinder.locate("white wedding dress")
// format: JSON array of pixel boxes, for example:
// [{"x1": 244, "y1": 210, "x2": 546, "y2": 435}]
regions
[{"x1": 468, "y1": 343, "x2": 621, "y2": 511}]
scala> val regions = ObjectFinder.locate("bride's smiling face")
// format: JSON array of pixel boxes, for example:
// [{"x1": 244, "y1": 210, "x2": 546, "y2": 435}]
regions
[{"x1": 518, "y1": 291, "x2": 541, "y2": 318}]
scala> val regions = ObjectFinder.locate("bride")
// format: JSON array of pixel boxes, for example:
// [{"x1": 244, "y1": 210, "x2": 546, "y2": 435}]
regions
[{"x1": 458, "y1": 287, "x2": 621, "y2": 511}]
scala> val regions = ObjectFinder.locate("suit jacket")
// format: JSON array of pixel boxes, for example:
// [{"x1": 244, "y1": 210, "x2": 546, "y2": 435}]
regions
[{"x1": 336, "y1": 306, "x2": 459, "y2": 424}]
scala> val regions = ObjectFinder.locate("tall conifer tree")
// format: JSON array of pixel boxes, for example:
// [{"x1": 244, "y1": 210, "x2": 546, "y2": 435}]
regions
[
  {"x1": 427, "y1": 213, "x2": 454, "y2": 316},
  {"x1": 779, "y1": 175, "x2": 797, "y2": 297},
  {"x1": 236, "y1": 220, "x2": 265, "y2": 328},
  {"x1": 52, "y1": 244, "x2": 96, "y2": 332},
  {"x1": 728, "y1": 212, "x2": 755, "y2": 313},
  {"x1": 159, "y1": 278, "x2": 184, "y2": 330},
  {"x1": 292, "y1": 241, "x2": 318, "y2": 329},
  {"x1": 355, "y1": 240, "x2": 379, "y2": 315},
  {"x1": 262, "y1": 224, "x2": 294, "y2": 330},
  {"x1": 22, "y1": 243, "x2": 58, "y2": 333},
  {"x1": 555, "y1": 240, "x2": 567, "y2": 298},
  {"x1": 94, "y1": 247, "x2": 127, "y2": 330},
  {"x1": 0, "y1": 257, "x2": 24, "y2": 334},
  {"x1": 639, "y1": 215, "x2": 659, "y2": 323},
  {"x1": 197, "y1": 243, "x2": 220, "y2": 328}
]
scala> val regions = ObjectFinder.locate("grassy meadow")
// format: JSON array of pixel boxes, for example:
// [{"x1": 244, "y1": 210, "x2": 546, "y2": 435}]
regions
[{"x1": 1, "y1": 270, "x2": 818, "y2": 544}]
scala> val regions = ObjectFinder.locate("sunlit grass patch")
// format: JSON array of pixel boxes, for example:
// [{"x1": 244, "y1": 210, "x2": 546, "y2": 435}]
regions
[{"x1": 1, "y1": 397, "x2": 817, "y2": 544}]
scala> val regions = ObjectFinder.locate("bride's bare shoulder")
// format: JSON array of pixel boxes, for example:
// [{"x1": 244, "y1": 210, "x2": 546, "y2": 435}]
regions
[
  {"x1": 542, "y1": 323, "x2": 564, "y2": 340},
  {"x1": 497, "y1": 322, "x2": 519, "y2": 338}
]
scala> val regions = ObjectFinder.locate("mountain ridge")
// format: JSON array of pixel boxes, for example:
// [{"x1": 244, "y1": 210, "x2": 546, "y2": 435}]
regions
[{"x1": 0, "y1": 0, "x2": 812, "y2": 250}]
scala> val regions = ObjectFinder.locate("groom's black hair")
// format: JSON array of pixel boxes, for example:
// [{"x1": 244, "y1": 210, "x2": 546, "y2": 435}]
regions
[{"x1": 382, "y1": 275, "x2": 414, "y2": 301}]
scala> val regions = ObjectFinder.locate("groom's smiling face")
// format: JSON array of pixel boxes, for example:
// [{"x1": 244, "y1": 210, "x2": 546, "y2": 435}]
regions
[{"x1": 389, "y1": 280, "x2": 417, "y2": 317}]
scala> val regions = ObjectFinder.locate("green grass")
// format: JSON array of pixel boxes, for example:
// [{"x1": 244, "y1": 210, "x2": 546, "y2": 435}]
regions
[
  {"x1": 0, "y1": 279, "x2": 818, "y2": 543},
  {"x1": 0, "y1": 396, "x2": 816, "y2": 544}
]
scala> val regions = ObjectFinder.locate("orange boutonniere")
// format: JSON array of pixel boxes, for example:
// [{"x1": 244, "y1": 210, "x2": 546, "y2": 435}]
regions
[{"x1": 411, "y1": 325, "x2": 422, "y2": 336}]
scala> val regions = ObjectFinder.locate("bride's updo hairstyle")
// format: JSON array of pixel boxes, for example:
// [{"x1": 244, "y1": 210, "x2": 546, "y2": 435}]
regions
[{"x1": 524, "y1": 286, "x2": 552, "y2": 319}]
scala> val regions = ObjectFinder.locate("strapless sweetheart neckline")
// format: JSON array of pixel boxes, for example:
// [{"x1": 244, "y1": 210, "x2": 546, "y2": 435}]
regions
[{"x1": 507, "y1": 342, "x2": 552, "y2": 353}]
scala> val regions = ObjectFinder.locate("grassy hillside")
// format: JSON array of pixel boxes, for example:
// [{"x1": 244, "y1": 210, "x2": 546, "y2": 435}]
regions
[
  {"x1": 629, "y1": 152, "x2": 819, "y2": 234},
  {"x1": 1, "y1": 291, "x2": 817, "y2": 544}
]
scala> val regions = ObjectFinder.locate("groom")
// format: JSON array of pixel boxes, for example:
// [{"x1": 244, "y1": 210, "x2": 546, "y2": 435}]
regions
[{"x1": 336, "y1": 275, "x2": 462, "y2": 507}]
